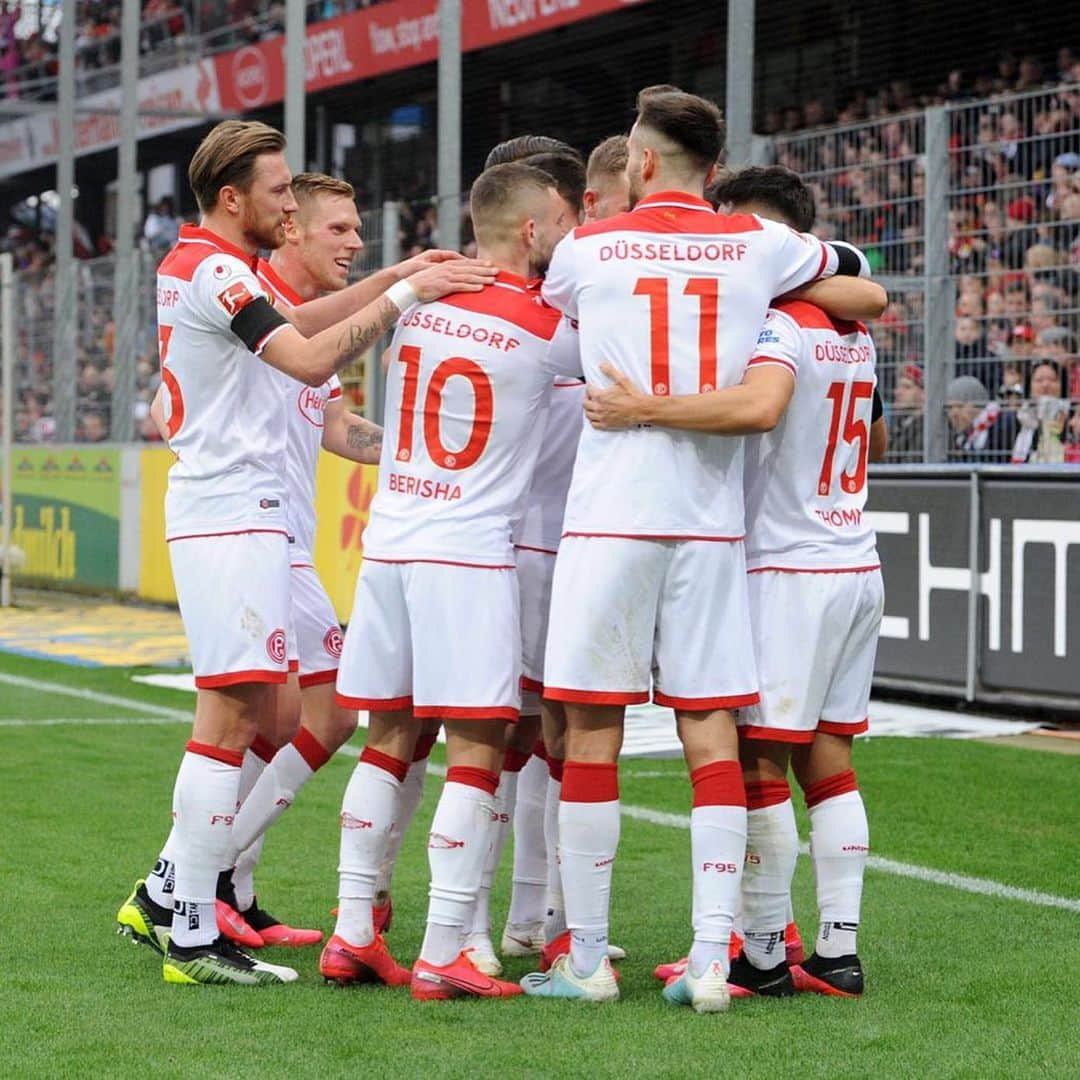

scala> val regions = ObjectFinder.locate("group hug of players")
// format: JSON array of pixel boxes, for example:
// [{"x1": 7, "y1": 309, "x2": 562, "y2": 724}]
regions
[{"x1": 116, "y1": 84, "x2": 889, "y2": 1013}]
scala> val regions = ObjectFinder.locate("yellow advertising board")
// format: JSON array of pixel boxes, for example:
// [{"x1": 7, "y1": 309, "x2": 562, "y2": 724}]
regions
[
  {"x1": 138, "y1": 447, "x2": 177, "y2": 603},
  {"x1": 312, "y1": 458, "x2": 378, "y2": 623},
  {"x1": 134, "y1": 446, "x2": 375, "y2": 621}
]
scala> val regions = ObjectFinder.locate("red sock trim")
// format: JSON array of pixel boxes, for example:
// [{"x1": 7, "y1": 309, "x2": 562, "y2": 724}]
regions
[
  {"x1": 446, "y1": 765, "x2": 500, "y2": 795},
  {"x1": 186, "y1": 740, "x2": 243, "y2": 769},
  {"x1": 691, "y1": 760, "x2": 746, "y2": 808},
  {"x1": 412, "y1": 732, "x2": 438, "y2": 763},
  {"x1": 249, "y1": 734, "x2": 278, "y2": 764},
  {"x1": 561, "y1": 761, "x2": 619, "y2": 803},
  {"x1": 745, "y1": 778, "x2": 792, "y2": 811},
  {"x1": 533, "y1": 739, "x2": 547, "y2": 762},
  {"x1": 503, "y1": 748, "x2": 531, "y2": 773},
  {"x1": 359, "y1": 746, "x2": 409, "y2": 783},
  {"x1": 803, "y1": 768, "x2": 858, "y2": 809},
  {"x1": 293, "y1": 726, "x2": 332, "y2": 772},
  {"x1": 547, "y1": 756, "x2": 564, "y2": 782}
]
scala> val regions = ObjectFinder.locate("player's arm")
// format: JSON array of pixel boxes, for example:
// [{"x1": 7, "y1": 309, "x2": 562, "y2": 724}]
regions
[
  {"x1": 321, "y1": 396, "x2": 383, "y2": 464},
  {"x1": 149, "y1": 383, "x2": 169, "y2": 442},
  {"x1": 585, "y1": 362, "x2": 794, "y2": 435},
  {"x1": 869, "y1": 388, "x2": 888, "y2": 461},
  {"x1": 284, "y1": 250, "x2": 475, "y2": 337},
  {"x1": 259, "y1": 260, "x2": 494, "y2": 387},
  {"x1": 785, "y1": 275, "x2": 888, "y2": 321}
]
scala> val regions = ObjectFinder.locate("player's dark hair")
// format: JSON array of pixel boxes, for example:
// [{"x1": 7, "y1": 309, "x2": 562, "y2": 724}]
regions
[
  {"x1": 586, "y1": 135, "x2": 629, "y2": 185},
  {"x1": 521, "y1": 151, "x2": 586, "y2": 215},
  {"x1": 708, "y1": 165, "x2": 817, "y2": 232},
  {"x1": 634, "y1": 87, "x2": 725, "y2": 173},
  {"x1": 484, "y1": 135, "x2": 581, "y2": 169},
  {"x1": 470, "y1": 162, "x2": 559, "y2": 241},
  {"x1": 188, "y1": 120, "x2": 287, "y2": 213}
]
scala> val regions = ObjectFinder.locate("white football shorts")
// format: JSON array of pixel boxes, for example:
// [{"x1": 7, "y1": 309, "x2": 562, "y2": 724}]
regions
[
  {"x1": 290, "y1": 563, "x2": 343, "y2": 687},
  {"x1": 169, "y1": 530, "x2": 291, "y2": 688},
  {"x1": 516, "y1": 545, "x2": 556, "y2": 714},
  {"x1": 737, "y1": 568, "x2": 884, "y2": 742},
  {"x1": 543, "y1": 535, "x2": 759, "y2": 709},
  {"x1": 336, "y1": 558, "x2": 521, "y2": 721}
]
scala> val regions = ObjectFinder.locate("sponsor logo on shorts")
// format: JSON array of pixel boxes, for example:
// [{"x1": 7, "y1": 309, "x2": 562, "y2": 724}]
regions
[
  {"x1": 266, "y1": 628, "x2": 287, "y2": 664},
  {"x1": 323, "y1": 627, "x2": 344, "y2": 659}
]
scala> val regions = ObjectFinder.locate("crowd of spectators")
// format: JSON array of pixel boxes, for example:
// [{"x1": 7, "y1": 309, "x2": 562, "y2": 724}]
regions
[
  {"x1": 773, "y1": 50, "x2": 1080, "y2": 464},
  {"x1": 0, "y1": 1, "x2": 391, "y2": 100},
  {"x1": 3, "y1": 38, "x2": 1080, "y2": 461}
]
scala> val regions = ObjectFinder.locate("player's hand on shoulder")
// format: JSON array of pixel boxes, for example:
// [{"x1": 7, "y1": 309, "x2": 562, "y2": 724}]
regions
[
  {"x1": 397, "y1": 248, "x2": 465, "y2": 277},
  {"x1": 406, "y1": 258, "x2": 498, "y2": 301},
  {"x1": 584, "y1": 363, "x2": 649, "y2": 430}
]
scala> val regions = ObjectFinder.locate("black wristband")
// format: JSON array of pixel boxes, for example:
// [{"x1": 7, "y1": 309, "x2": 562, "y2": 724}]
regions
[{"x1": 872, "y1": 387, "x2": 884, "y2": 423}]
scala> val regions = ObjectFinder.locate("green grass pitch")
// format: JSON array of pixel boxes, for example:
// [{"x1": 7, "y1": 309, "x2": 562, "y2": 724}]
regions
[{"x1": 1, "y1": 650, "x2": 1078, "y2": 1079}]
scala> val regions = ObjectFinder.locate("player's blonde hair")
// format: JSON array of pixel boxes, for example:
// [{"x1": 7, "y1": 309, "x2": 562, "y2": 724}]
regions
[
  {"x1": 289, "y1": 173, "x2": 357, "y2": 225},
  {"x1": 188, "y1": 120, "x2": 287, "y2": 213},
  {"x1": 586, "y1": 135, "x2": 629, "y2": 187}
]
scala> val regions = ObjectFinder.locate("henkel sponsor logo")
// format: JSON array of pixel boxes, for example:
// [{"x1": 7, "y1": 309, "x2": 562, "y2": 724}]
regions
[
  {"x1": 232, "y1": 46, "x2": 270, "y2": 109},
  {"x1": 297, "y1": 386, "x2": 328, "y2": 428}
]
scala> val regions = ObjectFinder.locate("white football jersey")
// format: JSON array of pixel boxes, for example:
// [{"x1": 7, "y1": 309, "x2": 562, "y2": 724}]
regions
[
  {"x1": 743, "y1": 300, "x2": 880, "y2": 571},
  {"x1": 512, "y1": 377, "x2": 585, "y2": 553},
  {"x1": 542, "y1": 191, "x2": 837, "y2": 539},
  {"x1": 156, "y1": 225, "x2": 291, "y2": 540},
  {"x1": 361, "y1": 271, "x2": 578, "y2": 566},
  {"x1": 256, "y1": 260, "x2": 343, "y2": 566}
]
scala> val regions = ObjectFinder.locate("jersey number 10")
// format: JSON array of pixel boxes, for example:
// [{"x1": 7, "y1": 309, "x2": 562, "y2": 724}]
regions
[
  {"x1": 819, "y1": 380, "x2": 873, "y2": 496},
  {"x1": 395, "y1": 345, "x2": 493, "y2": 470}
]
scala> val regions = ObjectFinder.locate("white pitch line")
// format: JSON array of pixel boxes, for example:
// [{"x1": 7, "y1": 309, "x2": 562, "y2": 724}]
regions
[
  {"x1": 0, "y1": 716, "x2": 184, "y2": 728},
  {"x1": 0, "y1": 672, "x2": 190, "y2": 721},
  {"x1": 620, "y1": 804, "x2": 1080, "y2": 914},
  {"x1": 3, "y1": 680, "x2": 1074, "y2": 915}
]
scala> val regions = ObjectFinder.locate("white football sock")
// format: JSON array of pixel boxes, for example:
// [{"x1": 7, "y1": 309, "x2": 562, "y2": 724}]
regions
[
  {"x1": 230, "y1": 728, "x2": 330, "y2": 859},
  {"x1": 169, "y1": 743, "x2": 243, "y2": 948},
  {"x1": 421, "y1": 768, "x2": 499, "y2": 967},
  {"x1": 688, "y1": 761, "x2": 746, "y2": 978},
  {"x1": 335, "y1": 749, "x2": 406, "y2": 947},
  {"x1": 559, "y1": 762, "x2": 619, "y2": 976},
  {"x1": 469, "y1": 763, "x2": 521, "y2": 935},
  {"x1": 808, "y1": 783, "x2": 868, "y2": 958},
  {"x1": 228, "y1": 745, "x2": 270, "y2": 910},
  {"x1": 507, "y1": 751, "x2": 549, "y2": 929},
  {"x1": 145, "y1": 827, "x2": 178, "y2": 909},
  {"x1": 543, "y1": 770, "x2": 566, "y2": 942},
  {"x1": 375, "y1": 745, "x2": 430, "y2": 903},
  {"x1": 742, "y1": 782, "x2": 798, "y2": 970}
]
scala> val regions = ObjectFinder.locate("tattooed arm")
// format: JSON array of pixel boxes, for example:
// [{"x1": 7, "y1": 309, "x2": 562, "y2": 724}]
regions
[
  {"x1": 261, "y1": 261, "x2": 497, "y2": 387},
  {"x1": 322, "y1": 397, "x2": 383, "y2": 465}
]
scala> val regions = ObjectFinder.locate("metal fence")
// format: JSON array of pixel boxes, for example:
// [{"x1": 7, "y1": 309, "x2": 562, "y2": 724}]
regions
[
  {"x1": 775, "y1": 84, "x2": 1080, "y2": 465},
  {"x1": 2, "y1": 85, "x2": 1080, "y2": 454}
]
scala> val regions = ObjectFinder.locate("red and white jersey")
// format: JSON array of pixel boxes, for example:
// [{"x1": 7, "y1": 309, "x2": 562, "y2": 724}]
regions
[
  {"x1": 512, "y1": 378, "x2": 584, "y2": 553},
  {"x1": 743, "y1": 300, "x2": 880, "y2": 571},
  {"x1": 256, "y1": 260, "x2": 343, "y2": 566},
  {"x1": 362, "y1": 271, "x2": 578, "y2": 567},
  {"x1": 157, "y1": 225, "x2": 291, "y2": 540},
  {"x1": 542, "y1": 191, "x2": 837, "y2": 539}
]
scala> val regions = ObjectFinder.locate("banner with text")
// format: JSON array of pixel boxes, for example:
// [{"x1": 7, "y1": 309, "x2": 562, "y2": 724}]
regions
[{"x1": 3, "y1": 447, "x2": 122, "y2": 588}]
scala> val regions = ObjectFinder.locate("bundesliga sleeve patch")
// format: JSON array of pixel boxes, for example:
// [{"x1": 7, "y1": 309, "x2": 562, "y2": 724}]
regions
[{"x1": 217, "y1": 281, "x2": 257, "y2": 317}]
